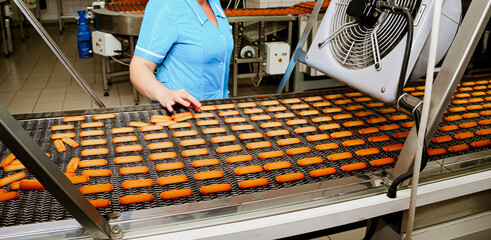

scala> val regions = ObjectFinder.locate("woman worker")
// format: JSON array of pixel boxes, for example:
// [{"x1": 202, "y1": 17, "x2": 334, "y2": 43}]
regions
[{"x1": 130, "y1": 0, "x2": 233, "y2": 112}]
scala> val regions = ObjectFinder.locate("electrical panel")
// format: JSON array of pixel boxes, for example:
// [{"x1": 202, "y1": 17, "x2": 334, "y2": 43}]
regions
[
  {"x1": 92, "y1": 31, "x2": 121, "y2": 57},
  {"x1": 264, "y1": 42, "x2": 290, "y2": 75}
]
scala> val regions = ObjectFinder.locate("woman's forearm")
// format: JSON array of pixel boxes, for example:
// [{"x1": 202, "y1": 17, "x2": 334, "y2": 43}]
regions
[{"x1": 129, "y1": 55, "x2": 170, "y2": 101}]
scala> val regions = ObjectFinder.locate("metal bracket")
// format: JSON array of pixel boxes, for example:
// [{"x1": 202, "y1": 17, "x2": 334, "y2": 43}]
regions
[
  {"x1": 396, "y1": 93, "x2": 423, "y2": 116},
  {"x1": 12, "y1": 0, "x2": 105, "y2": 108},
  {"x1": 390, "y1": 0, "x2": 491, "y2": 181},
  {"x1": 277, "y1": 0, "x2": 326, "y2": 94}
]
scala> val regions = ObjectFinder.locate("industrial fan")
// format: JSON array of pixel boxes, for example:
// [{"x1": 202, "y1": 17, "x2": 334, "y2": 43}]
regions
[
  {"x1": 305, "y1": 0, "x2": 461, "y2": 104},
  {"x1": 277, "y1": 0, "x2": 471, "y2": 238}
]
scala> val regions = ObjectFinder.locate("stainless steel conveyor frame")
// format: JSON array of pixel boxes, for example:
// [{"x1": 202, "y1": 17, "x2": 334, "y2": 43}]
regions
[{"x1": 0, "y1": 0, "x2": 490, "y2": 239}]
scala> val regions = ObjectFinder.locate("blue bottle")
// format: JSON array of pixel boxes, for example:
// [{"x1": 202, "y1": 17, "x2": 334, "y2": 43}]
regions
[{"x1": 76, "y1": 10, "x2": 93, "y2": 59}]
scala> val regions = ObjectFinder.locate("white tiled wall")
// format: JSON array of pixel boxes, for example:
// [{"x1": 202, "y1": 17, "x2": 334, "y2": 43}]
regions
[
  {"x1": 246, "y1": 0, "x2": 309, "y2": 8},
  {"x1": 14, "y1": 0, "x2": 94, "y2": 21}
]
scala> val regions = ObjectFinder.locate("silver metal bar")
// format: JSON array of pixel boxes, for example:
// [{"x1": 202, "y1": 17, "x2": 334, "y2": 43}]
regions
[
  {"x1": 232, "y1": 22, "x2": 239, "y2": 97},
  {"x1": 12, "y1": 0, "x2": 106, "y2": 108},
  {"x1": 228, "y1": 15, "x2": 298, "y2": 23},
  {"x1": 318, "y1": 21, "x2": 358, "y2": 49},
  {"x1": 236, "y1": 57, "x2": 263, "y2": 64},
  {"x1": 391, "y1": 0, "x2": 491, "y2": 180},
  {"x1": 102, "y1": 56, "x2": 110, "y2": 96},
  {"x1": 19, "y1": 13, "x2": 26, "y2": 41},
  {"x1": 56, "y1": 0, "x2": 63, "y2": 33},
  {"x1": 237, "y1": 73, "x2": 259, "y2": 78},
  {"x1": 258, "y1": 21, "x2": 265, "y2": 85},
  {"x1": 0, "y1": 2, "x2": 7, "y2": 55},
  {"x1": 107, "y1": 70, "x2": 130, "y2": 78},
  {"x1": 0, "y1": 105, "x2": 114, "y2": 239},
  {"x1": 4, "y1": 18, "x2": 12, "y2": 52},
  {"x1": 277, "y1": 0, "x2": 326, "y2": 94},
  {"x1": 370, "y1": 28, "x2": 381, "y2": 70},
  {"x1": 128, "y1": 36, "x2": 139, "y2": 104}
]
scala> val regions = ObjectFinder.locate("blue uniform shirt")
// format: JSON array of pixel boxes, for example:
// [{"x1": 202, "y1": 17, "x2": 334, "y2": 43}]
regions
[{"x1": 134, "y1": 0, "x2": 233, "y2": 100}]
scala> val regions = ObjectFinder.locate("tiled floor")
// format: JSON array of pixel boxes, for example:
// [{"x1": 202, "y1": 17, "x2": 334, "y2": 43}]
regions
[{"x1": 0, "y1": 24, "x2": 279, "y2": 114}]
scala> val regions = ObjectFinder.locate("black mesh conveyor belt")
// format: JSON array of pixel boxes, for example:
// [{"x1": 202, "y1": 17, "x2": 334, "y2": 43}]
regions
[{"x1": 0, "y1": 79, "x2": 489, "y2": 227}]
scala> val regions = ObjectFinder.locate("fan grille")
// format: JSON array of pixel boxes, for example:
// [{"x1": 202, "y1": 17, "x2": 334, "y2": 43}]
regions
[{"x1": 328, "y1": 0, "x2": 420, "y2": 70}]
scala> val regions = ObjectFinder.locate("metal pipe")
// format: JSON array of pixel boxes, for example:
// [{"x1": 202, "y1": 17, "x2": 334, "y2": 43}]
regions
[
  {"x1": 405, "y1": 1, "x2": 442, "y2": 239},
  {"x1": 12, "y1": 0, "x2": 106, "y2": 108},
  {"x1": 277, "y1": 0, "x2": 325, "y2": 94},
  {"x1": 0, "y1": 105, "x2": 114, "y2": 239},
  {"x1": 391, "y1": 0, "x2": 491, "y2": 180}
]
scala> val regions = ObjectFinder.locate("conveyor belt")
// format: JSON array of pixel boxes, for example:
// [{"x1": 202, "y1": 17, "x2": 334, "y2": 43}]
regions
[
  {"x1": 106, "y1": 0, "x2": 147, "y2": 14},
  {"x1": 0, "y1": 79, "x2": 489, "y2": 228},
  {"x1": 104, "y1": 0, "x2": 330, "y2": 16}
]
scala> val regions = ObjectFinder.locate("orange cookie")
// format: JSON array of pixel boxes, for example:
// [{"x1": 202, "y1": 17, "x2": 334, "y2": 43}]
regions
[
  {"x1": 232, "y1": 125, "x2": 255, "y2": 131},
  {"x1": 93, "y1": 113, "x2": 116, "y2": 120},
  {"x1": 180, "y1": 139, "x2": 205, "y2": 147},
  {"x1": 227, "y1": 155, "x2": 253, "y2": 163},
  {"x1": 297, "y1": 157, "x2": 324, "y2": 166},
  {"x1": 263, "y1": 161, "x2": 291, "y2": 171},
  {"x1": 312, "y1": 116, "x2": 333, "y2": 123},
  {"x1": 216, "y1": 145, "x2": 242, "y2": 154},
  {"x1": 182, "y1": 149, "x2": 209, "y2": 157},
  {"x1": 211, "y1": 135, "x2": 236, "y2": 143},
  {"x1": 306, "y1": 134, "x2": 330, "y2": 142},
  {"x1": 148, "y1": 142, "x2": 174, "y2": 150}
]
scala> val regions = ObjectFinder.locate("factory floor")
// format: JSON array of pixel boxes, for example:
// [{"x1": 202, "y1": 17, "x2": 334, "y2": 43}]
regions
[
  {"x1": 0, "y1": 23, "x2": 366, "y2": 239},
  {"x1": 0, "y1": 24, "x2": 281, "y2": 114}
]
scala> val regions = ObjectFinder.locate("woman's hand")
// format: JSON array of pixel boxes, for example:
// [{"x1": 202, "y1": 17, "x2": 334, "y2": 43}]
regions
[
  {"x1": 130, "y1": 55, "x2": 201, "y2": 112},
  {"x1": 157, "y1": 88, "x2": 201, "y2": 112}
]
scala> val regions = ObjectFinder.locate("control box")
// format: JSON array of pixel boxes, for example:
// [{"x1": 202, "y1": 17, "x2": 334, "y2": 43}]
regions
[
  {"x1": 92, "y1": 31, "x2": 122, "y2": 57},
  {"x1": 264, "y1": 42, "x2": 290, "y2": 75}
]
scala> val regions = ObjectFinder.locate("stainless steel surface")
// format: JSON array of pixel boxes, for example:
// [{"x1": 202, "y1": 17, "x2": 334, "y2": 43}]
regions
[
  {"x1": 0, "y1": 105, "x2": 113, "y2": 239},
  {"x1": 93, "y1": 8, "x2": 143, "y2": 36},
  {"x1": 12, "y1": 0, "x2": 106, "y2": 108},
  {"x1": 397, "y1": 94, "x2": 423, "y2": 116},
  {"x1": 391, "y1": 0, "x2": 491, "y2": 180},
  {"x1": 1, "y1": 148, "x2": 488, "y2": 239},
  {"x1": 400, "y1": 190, "x2": 491, "y2": 232},
  {"x1": 0, "y1": 83, "x2": 488, "y2": 238},
  {"x1": 277, "y1": 0, "x2": 324, "y2": 94}
]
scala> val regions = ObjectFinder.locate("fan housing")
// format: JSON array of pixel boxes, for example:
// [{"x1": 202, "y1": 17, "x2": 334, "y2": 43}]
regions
[{"x1": 305, "y1": 0, "x2": 461, "y2": 104}]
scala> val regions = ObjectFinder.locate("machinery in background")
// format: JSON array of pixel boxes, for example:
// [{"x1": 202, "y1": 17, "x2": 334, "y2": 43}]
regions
[
  {"x1": 91, "y1": 30, "x2": 121, "y2": 57},
  {"x1": 0, "y1": 0, "x2": 13, "y2": 57},
  {"x1": 264, "y1": 41, "x2": 290, "y2": 75},
  {"x1": 75, "y1": 10, "x2": 93, "y2": 59},
  {"x1": 87, "y1": 0, "x2": 142, "y2": 101},
  {"x1": 88, "y1": 0, "x2": 331, "y2": 98}
]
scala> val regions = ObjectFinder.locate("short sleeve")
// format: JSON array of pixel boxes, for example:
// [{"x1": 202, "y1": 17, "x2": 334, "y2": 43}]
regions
[{"x1": 134, "y1": 0, "x2": 177, "y2": 63}]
